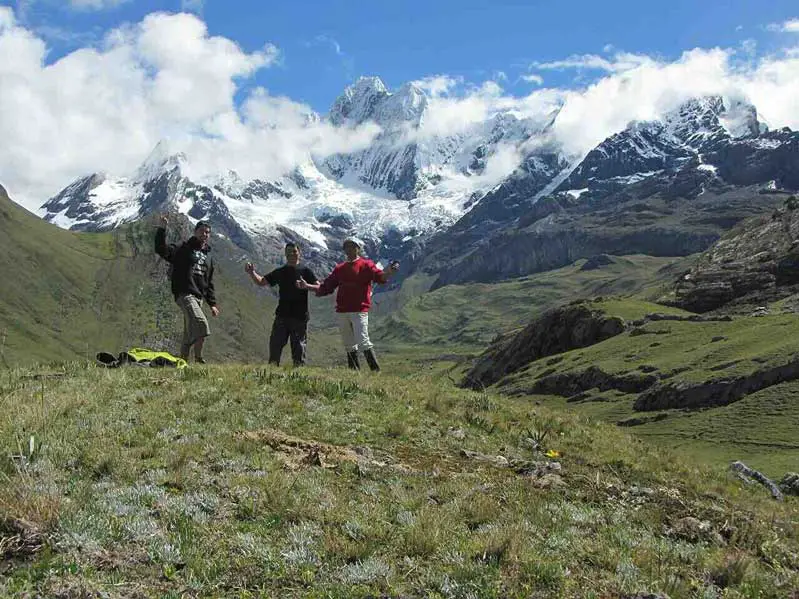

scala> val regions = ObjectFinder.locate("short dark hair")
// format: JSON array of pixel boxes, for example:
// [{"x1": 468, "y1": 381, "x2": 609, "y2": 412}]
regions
[
  {"x1": 195, "y1": 221, "x2": 211, "y2": 231},
  {"x1": 285, "y1": 242, "x2": 301, "y2": 252}
]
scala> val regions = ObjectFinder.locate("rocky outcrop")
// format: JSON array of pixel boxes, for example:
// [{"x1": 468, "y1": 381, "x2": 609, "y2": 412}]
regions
[
  {"x1": 634, "y1": 357, "x2": 799, "y2": 411},
  {"x1": 462, "y1": 303, "x2": 625, "y2": 389},
  {"x1": 674, "y1": 199, "x2": 799, "y2": 312},
  {"x1": 521, "y1": 366, "x2": 658, "y2": 397},
  {"x1": 779, "y1": 472, "x2": 799, "y2": 496},
  {"x1": 580, "y1": 254, "x2": 615, "y2": 271}
]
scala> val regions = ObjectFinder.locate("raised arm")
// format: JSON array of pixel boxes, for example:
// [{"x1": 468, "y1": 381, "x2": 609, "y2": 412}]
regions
[{"x1": 154, "y1": 214, "x2": 177, "y2": 262}]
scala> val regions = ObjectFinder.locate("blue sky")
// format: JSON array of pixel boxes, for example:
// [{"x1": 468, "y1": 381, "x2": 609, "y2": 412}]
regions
[
  {"x1": 2, "y1": 0, "x2": 799, "y2": 207},
  {"x1": 7, "y1": 0, "x2": 799, "y2": 111}
]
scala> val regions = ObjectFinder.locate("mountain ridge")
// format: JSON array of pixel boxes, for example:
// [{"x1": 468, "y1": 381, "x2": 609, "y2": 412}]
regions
[{"x1": 31, "y1": 87, "x2": 799, "y2": 290}]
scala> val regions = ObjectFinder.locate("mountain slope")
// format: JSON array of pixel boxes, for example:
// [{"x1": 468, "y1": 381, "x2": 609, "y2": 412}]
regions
[
  {"x1": 0, "y1": 184, "x2": 342, "y2": 366},
  {"x1": 462, "y1": 297, "x2": 799, "y2": 474}
]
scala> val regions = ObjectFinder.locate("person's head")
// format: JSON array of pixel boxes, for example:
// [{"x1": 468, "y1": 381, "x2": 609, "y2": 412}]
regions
[
  {"x1": 284, "y1": 242, "x2": 301, "y2": 266},
  {"x1": 193, "y1": 221, "x2": 211, "y2": 247},
  {"x1": 342, "y1": 237, "x2": 361, "y2": 261}
]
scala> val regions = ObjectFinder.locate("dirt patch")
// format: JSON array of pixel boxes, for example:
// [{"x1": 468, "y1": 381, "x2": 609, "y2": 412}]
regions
[
  {"x1": 0, "y1": 517, "x2": 46, "y2": 561},
  {"x1": 237, "y1": 429, "x2": 415, "y2": 473}
]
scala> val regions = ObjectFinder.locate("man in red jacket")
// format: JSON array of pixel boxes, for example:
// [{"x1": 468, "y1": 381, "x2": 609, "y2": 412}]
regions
[{"x1": 297, "y1": 237, "x2": 398, "y2": 371}]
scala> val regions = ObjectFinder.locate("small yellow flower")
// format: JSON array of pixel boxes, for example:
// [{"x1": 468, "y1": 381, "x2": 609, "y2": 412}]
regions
[{"x1": 545, "y1": 449, "x2": 560, "y2": 458}]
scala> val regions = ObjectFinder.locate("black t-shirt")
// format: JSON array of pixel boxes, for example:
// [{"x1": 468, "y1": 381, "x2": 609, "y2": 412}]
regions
[{"x1": 264, "y1": 265, "x2": 318, "y2": 320}]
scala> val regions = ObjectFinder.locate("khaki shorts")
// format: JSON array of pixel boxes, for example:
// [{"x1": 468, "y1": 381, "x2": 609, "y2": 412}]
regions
[{"x1": 177, "y1": 294, "x2": 210, "y2": 348}]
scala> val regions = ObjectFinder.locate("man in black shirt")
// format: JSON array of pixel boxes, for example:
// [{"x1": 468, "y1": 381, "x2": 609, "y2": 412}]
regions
[
  {"x1": 245, "y1": 243, "x2": 318, "y2": 366},
  {"x1": 154, "y1": 214, "x2": 220, "y2": 363}
]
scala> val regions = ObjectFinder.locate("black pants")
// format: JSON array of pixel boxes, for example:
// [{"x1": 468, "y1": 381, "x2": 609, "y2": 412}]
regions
[{"x1": 269, "y1": 316, "x2": 308, "y2": 366}]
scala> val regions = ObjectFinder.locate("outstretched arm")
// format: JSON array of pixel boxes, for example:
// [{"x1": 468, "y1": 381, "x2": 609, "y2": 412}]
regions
[
  {"x1": 310, "y1": 267, "x2": 339, "y2": 296},
  {"x1": 245, "y1": 262, "x2": 272, "y2": 287},
  {"x1": 372, "y1": 260, "x2": 400, "y2": 284},
  {"x1": 296, "y1": 277, "x2": 320, "y2": 291}
]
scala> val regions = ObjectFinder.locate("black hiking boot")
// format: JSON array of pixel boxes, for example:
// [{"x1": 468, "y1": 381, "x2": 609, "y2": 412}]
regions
[
  {"x1": 363, "y1": 349, "x2": 380, "y2": 372},
  {"x1": 346, "y1": 351, "x2": 361, "y2": 370}
]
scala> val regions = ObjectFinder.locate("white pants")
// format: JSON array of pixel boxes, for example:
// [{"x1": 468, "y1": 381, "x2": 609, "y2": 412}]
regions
[{"x1": 338, "y1": 312, "x2": 373, "y2": 352}]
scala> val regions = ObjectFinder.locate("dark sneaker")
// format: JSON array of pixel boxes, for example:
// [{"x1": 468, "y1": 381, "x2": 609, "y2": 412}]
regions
[{"x1": 195, "y1": 357, "x2": 207, "y2": 365}]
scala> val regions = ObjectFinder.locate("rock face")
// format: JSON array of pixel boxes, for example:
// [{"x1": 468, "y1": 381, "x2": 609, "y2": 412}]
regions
[
  {"x1": 673, "y1": 197, "x2": 799, "y2": 312},
  {"x1": 523, "y1": 366, "x2": 657, "y2": 397},
  {"x1": 462, "y1": 303, "x2": 625, "y2": 389}
]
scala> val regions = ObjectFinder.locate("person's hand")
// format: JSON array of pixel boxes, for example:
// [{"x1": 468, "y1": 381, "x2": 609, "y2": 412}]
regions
[
  {"x1": 296, "y1": 277, "x2": 309, "y2": 290},
  {"x1": 244, "y1": 262, "x2": 254, "y2": 274},
  {"x1": 210, "y1": 306, "x2": 220, "y2": 317}
]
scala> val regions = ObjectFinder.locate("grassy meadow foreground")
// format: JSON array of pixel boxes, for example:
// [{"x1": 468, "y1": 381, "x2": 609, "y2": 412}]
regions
[{"x1": 1, "y1": 363, "x2": 797, "y2": 598}]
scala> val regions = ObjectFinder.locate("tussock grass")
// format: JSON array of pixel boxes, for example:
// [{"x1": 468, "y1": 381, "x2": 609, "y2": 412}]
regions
[{"x1": 0, "y1": 362, "x2": 796, "y2": 597}]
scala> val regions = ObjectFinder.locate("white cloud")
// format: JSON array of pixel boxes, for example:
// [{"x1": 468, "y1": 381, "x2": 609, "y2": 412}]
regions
[
  {"x1": 769, "y1": 19, "x2": 799, "y2": 33},
  {"x1": 69, "y1": 0, "x2": 128, "y2": 10},
  {"x1": 411, "y1": 74, "x2": 462, "y2": 98},
  {"x1": 0, "y1": 9, "x2": 378, "y2": 207},
  {"x1": 2, "y1": 6, "x2": 799, "y2": 212},
  {"x1": 521, "y1": 73, "x2": 544, "y2": 85},
  {"x1": 783, "y1": 19, "x2": 799, "y2": 33},
  {"x1": 550, "y1": 46, "x2": 799, "y2": 156},
  {"x1": 531, "y1": 51, "x2": 655, "y2": 73},
  {"x1": 314, "y1": 34, "x2": 342, "y2": 56}
]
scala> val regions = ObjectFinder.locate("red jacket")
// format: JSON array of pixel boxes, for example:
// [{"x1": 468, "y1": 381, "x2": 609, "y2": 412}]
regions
[{"x1": 316, "y1": 257, "x2": 387, "y2": 312}]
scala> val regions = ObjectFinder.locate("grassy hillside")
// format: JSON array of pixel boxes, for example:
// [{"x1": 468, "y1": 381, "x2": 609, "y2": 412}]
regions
[
  {"x1": 473, "y1": 298, "x2": 799, "y2": 476},
  {"x1": 373, "y1": 255, "x2": 689, "y2": 353},
  {"x1": 0, "y1": 188, "x2": 342, "y2": 367},
  {"x1": 1, "y1": 362, "x2": 796, "y2": 597}
]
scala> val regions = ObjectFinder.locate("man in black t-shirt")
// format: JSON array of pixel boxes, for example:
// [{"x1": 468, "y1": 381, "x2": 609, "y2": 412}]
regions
[{"x1": 245, "y1": 243, "x2": 318, "y2": 366}]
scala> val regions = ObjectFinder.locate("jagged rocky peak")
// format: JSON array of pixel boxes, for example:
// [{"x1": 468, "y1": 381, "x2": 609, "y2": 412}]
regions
[
  {"x1": 661, "y1": 95, "x2": 762, "y2": 145},
  {"x1": 375, "y1": 82, "x2": 427, "y2": 127},
  {"x1": 329, "y1": 76, "x2": 390, "y2": 126},
  {"x1": 719, "y1": 96, "x2": 765, "y2": 138},
  {"x1": 328, "y1": 76, "x2": 429, "y2": 129},
  {"x1": 134, "y1": 140, "x2": 188, "y2": 183},
  {"x1": 560, "y1": 94, "x2": 769, "y2": 190}
]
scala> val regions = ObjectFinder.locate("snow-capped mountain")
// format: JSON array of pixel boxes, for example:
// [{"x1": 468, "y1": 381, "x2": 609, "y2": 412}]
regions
[
  {"x1": 420, "y1": 95, "x2": 799, "y2": 286},
  {"x1": 40, "y1": 76, "x2": 562, "y2": 264},
  {"x1": 323, "y1": 76, "x2": 556, "y2": 201},
  {"x1": 555, "y1": 95, "x2": 785, "y2": 198},
  {"x1": 39, "y1": 85, "x2": 799, "y2": 286}
]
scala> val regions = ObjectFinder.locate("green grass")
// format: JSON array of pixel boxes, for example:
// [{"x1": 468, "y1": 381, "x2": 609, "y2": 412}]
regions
[
  {"x1": 0, "y1": 362, "x2": 797, "y2": 597},
  {"x1": 480, "y1": 298, "x2": 799, "y2": 476},
  {"x1": 509, "y1": 310, "x2": 799, "y2": 384},
  {"x1": 374, "y1": 255, "x2": 689, "y2": 352}
]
